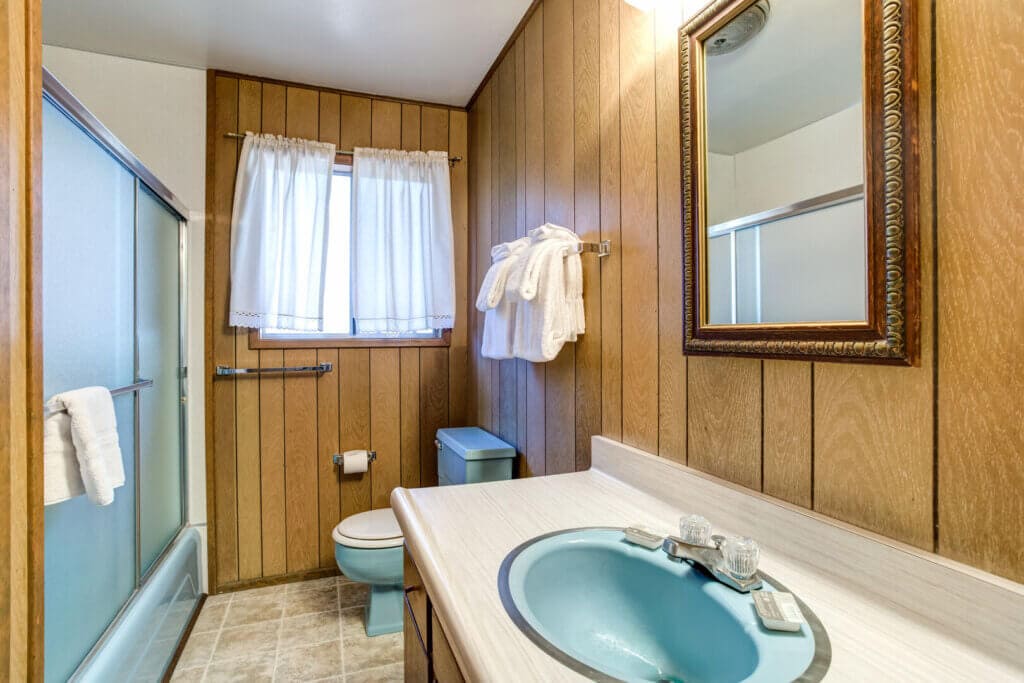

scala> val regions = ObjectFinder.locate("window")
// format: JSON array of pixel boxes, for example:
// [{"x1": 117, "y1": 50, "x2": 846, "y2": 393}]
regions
[{"x1": 256, "y1": 164, "x2": 444, "y2": 346}]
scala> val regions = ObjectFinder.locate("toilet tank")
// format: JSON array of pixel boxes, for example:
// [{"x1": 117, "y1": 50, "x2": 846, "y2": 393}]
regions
[{"x1": 436, "y1": 427, "x2": 515, "y2": 486}]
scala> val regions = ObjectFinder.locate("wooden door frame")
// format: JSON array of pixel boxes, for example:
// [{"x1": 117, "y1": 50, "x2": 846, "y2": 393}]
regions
[{"x1": 0, "y1": 0, "x2": 45, "y2": 679}]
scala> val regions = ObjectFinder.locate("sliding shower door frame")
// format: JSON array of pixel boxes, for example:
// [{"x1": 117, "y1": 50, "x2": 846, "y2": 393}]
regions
[{"x1": 42, "y1": 68, "x2": 193, "y2": 680}]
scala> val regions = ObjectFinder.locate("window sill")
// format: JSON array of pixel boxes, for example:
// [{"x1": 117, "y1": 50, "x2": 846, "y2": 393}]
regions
[{"x1": 247, "y1": 328, "x2": 451, "y2": 350}]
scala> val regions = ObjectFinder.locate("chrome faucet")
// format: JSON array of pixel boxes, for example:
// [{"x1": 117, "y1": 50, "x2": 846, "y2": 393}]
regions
[{"x1": 662, "y1": 519, "x2": 763, "y2": 593}]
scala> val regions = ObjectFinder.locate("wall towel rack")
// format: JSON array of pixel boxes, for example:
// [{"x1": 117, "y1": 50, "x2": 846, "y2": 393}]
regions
[
  {"x1": 215, "y1": 362, "x2": 333, "y2": 377},
  {"x1": 44, "y1": 378, "x2": 154, "y2": 417}
]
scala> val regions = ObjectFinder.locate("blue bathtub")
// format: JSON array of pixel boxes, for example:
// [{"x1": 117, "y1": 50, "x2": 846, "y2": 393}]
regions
[{"x1": 73, "y1": 528, "x2": 203, "y2": 682}]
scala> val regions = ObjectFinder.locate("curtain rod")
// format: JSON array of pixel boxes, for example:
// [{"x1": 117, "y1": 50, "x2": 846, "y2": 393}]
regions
[{"x1": 223, "y1": 132, "x2": 463, "y2": 165}]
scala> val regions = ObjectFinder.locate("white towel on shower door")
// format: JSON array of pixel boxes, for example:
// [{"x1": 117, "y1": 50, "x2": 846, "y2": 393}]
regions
[{"x1": 43, "y1": 387, "x2": 125, "y2": 506}]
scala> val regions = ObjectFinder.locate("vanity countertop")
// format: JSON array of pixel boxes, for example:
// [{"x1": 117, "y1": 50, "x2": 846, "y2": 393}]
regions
[{"x1": 392, "y1": 437, "x2": 1024, "y2": 682}]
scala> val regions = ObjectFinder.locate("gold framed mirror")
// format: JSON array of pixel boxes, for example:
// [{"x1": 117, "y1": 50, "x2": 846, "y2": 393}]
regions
[{"x1": 680, "y1": 0, "x2": 919, "y2": 364}]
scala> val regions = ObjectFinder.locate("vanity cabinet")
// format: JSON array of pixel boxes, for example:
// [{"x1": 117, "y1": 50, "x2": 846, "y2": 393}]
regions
[{"x1": 404, "y1": 548, "x2": 466, "y2": 683}]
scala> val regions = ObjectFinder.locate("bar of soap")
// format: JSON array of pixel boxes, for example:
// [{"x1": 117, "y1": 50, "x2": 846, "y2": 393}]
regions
[
  {"x1": 623, "y1": 526, "x2": 665, "y2": 550},
  {"x1": 752, "y1": 591, "x2": 806, "y2": 632}
]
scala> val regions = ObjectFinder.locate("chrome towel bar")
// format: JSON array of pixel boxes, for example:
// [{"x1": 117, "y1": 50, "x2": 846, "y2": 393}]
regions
[
  {"x1": 571, "y1": 240, "x2": 612, "y2": 258},
  {"x1": 44, "y1": 378, "x2": 154, "y2": 417},
  {"x1": 215, "y1": 362, "x2": 333, "y2": 376}
]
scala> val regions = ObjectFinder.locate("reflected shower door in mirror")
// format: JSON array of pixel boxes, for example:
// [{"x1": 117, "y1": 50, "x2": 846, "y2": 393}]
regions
[
  {"x1": 704, "y1": 0, "x2": 865, "y2": 325},
  {"x1": 681, "y1": 0, "x2": 919, "y2": 364}
]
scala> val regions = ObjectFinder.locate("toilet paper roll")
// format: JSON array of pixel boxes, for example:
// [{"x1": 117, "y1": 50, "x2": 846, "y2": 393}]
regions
[{"x1": 342, "y1": 449, "x2": 369, "y2": 474}]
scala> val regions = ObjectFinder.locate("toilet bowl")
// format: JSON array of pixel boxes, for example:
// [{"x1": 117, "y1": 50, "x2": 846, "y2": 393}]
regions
[
  {"x1": 332, "y1": 508, "x2": 404, "y2": 636},
  {"x1": 334, "y1": 427, "x2": 517, "y2": 636}
]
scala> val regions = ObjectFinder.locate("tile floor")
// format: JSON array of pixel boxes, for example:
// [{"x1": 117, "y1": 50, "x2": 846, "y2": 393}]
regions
[{"x1": 171, "y1": 575, "x2": 403, "y2": 682}]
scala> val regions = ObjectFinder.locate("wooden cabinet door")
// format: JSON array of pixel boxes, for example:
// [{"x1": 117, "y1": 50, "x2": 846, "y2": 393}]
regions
[
  {"x1": 404, "y1": 548, "x2": 429, "y2": 682},
  {"x1": 430, "y1": 611, "x2": 465, "y2": 683}
]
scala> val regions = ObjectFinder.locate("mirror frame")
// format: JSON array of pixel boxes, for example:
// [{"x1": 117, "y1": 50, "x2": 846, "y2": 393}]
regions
[{"x1": 680, "y1": 0, "x2": 920, "y2": 365}]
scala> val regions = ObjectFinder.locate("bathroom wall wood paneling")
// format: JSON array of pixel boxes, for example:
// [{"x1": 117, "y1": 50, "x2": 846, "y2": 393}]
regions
[
  {"x1": 466, "y1": 0, "x2": 1024, "y2": 582},
  {"x1": 0, "y1": 0, "x2": 44, "y2": 677},
  {"x1": 935, "y1": 0, "x2": 1024, "y2": 581},
  {"x1": 205, "y1": 72, "x2": 468, "y2": 592}
]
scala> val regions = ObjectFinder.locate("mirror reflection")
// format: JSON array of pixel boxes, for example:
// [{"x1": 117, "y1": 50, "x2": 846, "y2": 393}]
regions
[{"x1": 703, "y1": 0, "x2": 865, "y2": 325}]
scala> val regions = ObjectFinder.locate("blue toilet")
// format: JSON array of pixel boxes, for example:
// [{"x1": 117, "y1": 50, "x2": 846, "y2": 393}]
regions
[{"x1": 332, "y1": 427, "x2": 516, "y2": 635}]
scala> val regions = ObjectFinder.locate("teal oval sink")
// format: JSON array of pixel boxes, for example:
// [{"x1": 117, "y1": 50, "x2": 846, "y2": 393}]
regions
[{"x1": 498, "y1": 528, "x2": 829, "y2": 682}]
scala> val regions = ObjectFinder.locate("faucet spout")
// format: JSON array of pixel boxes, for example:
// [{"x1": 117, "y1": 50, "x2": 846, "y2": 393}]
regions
[{"x1": 661, "y1": 536, "x2": 763, "y2": 593}]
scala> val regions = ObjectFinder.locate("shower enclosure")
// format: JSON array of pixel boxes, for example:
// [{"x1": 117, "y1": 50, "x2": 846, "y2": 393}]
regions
[{"x1": 41, "y1": 70, "x2": 201, "y2": 682}]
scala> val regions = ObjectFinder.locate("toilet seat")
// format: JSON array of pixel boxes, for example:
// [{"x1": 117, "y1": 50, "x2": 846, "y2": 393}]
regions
[{"x1": 332, "y1": 508, "x2": 403, "y2": 549}]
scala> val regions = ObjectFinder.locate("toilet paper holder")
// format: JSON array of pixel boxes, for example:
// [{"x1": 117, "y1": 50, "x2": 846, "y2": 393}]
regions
[{"x1": 332, "y1": 451, "x2": 377, "y2": 467}]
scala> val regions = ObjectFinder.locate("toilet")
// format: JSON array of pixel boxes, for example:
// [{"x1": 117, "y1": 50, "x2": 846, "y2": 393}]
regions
[
  {"x1": 332, "y1": 509, "x2": 405, "y2": 636},
  {"x1": 333, "y1": 427, "x2": 516, "y2": 636}
]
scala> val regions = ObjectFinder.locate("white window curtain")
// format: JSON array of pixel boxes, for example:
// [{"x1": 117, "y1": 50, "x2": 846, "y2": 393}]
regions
[
  {"x1": 351, "y1": 148, "x2": 455, "y2": 334},
  {"x1": 228, "y1": 132, "x2": 336, "y2": 331}
]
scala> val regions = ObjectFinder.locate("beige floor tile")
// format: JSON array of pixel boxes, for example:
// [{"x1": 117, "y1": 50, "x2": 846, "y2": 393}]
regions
[
  {"x1": 274, "y1": 641, "x2": 344, "y2": 681},
  {"x1": 204, "y1": 652, "x2": 276, "y2": 682},
  {"x1": 176, "y1": 632, "x2": 217, "y2": 669},
  {"x1": 212, "y1": 621, "x2": 280, "y2": 662},
  {"x1": 340, "y1": 609, "x2": 403, "y2": 674},
  {"x1": 222, "y1": 592, "x2": 285, "y2": 628},
  {"x1": 344, "y1": 661, "x2": 404, "y2": 683},
  {"x1": 340, "y1": 607, "x2": 368, "y2": 640},
  {"x1": 337, "y1": 583, "x2": 369, "y2": 609},
  {"x1": 287, "y1": 576, "x2": 338, "y2": 593},
  {"x1": 284, "y1": 584, "x2": 339, "y2": 617},
  {"x1": 169, "y1": 664, "x2": 206, "y2": 682},
  {"x1": 233, "y1": 582, "x2": 290, "y2": 599},
  {"x1": 279, "y1": 610, "x2": 343, "y2": 652},
  {"x1": 204, "y1": 592, "x2": 233, "y2": 607},
  {"x1": 191, "y1": 602, "x2": 228, "y2": 634}
]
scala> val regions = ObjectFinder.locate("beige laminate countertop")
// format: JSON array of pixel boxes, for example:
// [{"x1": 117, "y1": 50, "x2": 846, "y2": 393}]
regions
[{"x1": 392, "y1": 438, "x2": 1024, "y2": 682}]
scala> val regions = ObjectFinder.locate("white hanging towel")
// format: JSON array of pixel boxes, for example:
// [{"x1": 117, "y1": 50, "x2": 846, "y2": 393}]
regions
[
  {"x1": 478, "y1": 238, "x2": 530, "y2": 360},
  {"x1": 476, "y1": 237, "x2": 530, "y2": 311},
  {"x1": 43, "y1": 387, "x2": 125, "y2": 506},
  {"x1": 508, "y1": 224, "x2": 585, "y2": 362}
]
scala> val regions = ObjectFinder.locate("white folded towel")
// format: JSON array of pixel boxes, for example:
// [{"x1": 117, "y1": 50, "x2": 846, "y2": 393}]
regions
[
  {"x1": 43, "y1": 410, "x2": 85, "y2": 505},
  {"x1": 506, "y1": 224, "x2": 581, "y2": 303},
  {"x1": 43, "y1": 387, "x2": 125, "y2": 506},
  {"x1": 475, "y1": 237, "x2": 530, "y2": 311},
  {"x1": 481, "y1": 306, "x2": 516, "y2": 360},
  {"x1": 509, "y1": 224, "x2": 585, "y2": 362},
  {"x1": 479, "y1": 237, "x2": 531, "y2": 359}
]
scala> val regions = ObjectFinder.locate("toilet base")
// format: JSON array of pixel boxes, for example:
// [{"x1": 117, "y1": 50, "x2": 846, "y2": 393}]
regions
[{"x1": 365, "y1": 583, "x2": 403, "y2": 636}]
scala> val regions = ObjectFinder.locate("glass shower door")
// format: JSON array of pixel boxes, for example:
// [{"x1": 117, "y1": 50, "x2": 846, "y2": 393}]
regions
[
  {"x1": 137, "y1": 185, "x2": 185, "y2": 577},
  {"x1": 41, "y1": 98, "x2": 138, "y2": 683}
]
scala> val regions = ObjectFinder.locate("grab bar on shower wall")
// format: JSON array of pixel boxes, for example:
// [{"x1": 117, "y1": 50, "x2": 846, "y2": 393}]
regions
[{"x1": 215, "y1": 362, "x2": 333, "y2": 376}]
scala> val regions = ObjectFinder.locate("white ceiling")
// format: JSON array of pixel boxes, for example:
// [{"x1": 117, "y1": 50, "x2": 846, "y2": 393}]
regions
[
  {"x1": 706, "y1": 0, "x2": 863, "y2": 154},
  {"x1": 41, "y1": 0, "x2": 534, "y2": 106}
]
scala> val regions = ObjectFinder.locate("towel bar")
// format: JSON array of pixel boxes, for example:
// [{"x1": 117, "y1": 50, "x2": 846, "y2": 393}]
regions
[
  {"x1": 215, "y1": 362, "x2": 333, "y2": 376},
  {"x1": 571, "y1": 240, "x2": 612, "y2": 258},
  {"x1": 44, "y1": 378, "x2": 154, "y2": 417}
]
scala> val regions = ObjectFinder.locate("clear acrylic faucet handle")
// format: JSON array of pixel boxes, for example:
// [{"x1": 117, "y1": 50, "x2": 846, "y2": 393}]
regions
[
  {"x1": 722, "y1": 537, "x2": 760, "y2": 579},
  {"x1": 678, "y1": 514, "x2": 712, "y2": 547}
]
